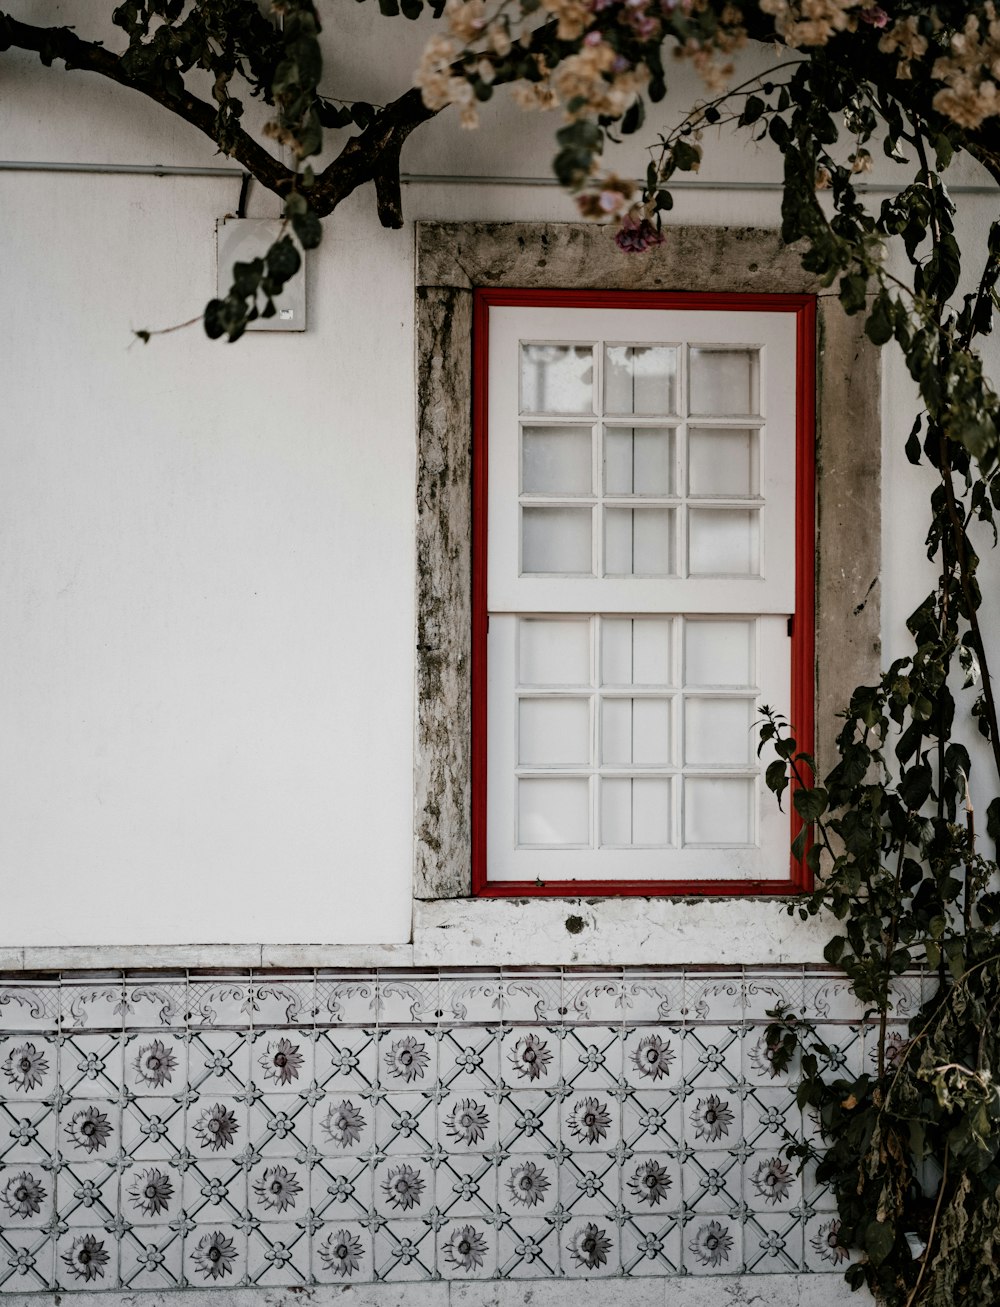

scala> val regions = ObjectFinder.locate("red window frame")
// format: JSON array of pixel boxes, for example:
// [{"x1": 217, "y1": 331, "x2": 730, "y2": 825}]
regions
[{"x1": 470, "y1": 288, "x2": 816, "y2": 898}]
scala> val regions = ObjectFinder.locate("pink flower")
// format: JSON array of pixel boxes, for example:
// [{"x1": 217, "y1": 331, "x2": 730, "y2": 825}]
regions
[
  {"x1": 860, "y1": 6, "x2": 889, "y2": 26},
  {"x1": 615, "y1": 215, "x2": 665, "y2": 254}
]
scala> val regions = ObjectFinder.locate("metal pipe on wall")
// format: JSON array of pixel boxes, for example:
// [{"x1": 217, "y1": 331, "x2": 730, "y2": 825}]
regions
[{"x1": 0, "y1": 159, "x2": 996, "y2": 194}]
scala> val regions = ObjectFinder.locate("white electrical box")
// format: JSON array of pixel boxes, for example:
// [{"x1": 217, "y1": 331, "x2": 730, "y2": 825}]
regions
[{"x1": 216, "y1": 217, "x2": 307, "y2": 332}]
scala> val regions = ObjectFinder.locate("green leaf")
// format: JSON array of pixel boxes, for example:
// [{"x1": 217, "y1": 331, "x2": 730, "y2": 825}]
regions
[
  {"x1": 766, "y1": 760, "x2": 788, "y2": 808},
  {"x1": 865, "y1": 292, "x2": 893, "y2": 346},
  {"x1": 823, "y1": 935, "x2": 846, "y2": 965},
  {"x1": 898, "y1": 762, "x2": 932, "y2": 810},
  {"x1": 865, "y1": 1219, "x2": 895, "y2": 1266},
  {"x1": 988, "y1": 796, "x2": 1000, "y2": 857},
  {"x1": 793, "y1": 787, "x2": 829, "y2": 822},
  {"x1": 672, "y1": 140, "x2": 701, "y2": 172},
  {"x1": 905, "y1": 415, "x2": 923, "y2": 465},
  {"x1": 739, "y1": 95, "x2": 764, "y2": 127},
  {"x1": 350, "y1": 102, "x2": 376, "y2": 130},
  {"x1": 266, "y1": 236, "x2": 301, "y2": 285},
  {"x1": 204, "y1": 299, "x2": 228, "y2": 340},
  {"x1": 291, "y1": 209, "x2": 322, "y2": 250},
  {"x1": 621, "y1": 97, "x2": 644, "y2": 136},
  {"x1": 839, "y1": 272, "x2": 869, "y2": 315}
]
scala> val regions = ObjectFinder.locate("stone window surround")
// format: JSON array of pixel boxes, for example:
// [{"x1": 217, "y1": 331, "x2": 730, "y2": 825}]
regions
[{"x1": 413, "y1": 221, "x2": 881, "y2": 966}]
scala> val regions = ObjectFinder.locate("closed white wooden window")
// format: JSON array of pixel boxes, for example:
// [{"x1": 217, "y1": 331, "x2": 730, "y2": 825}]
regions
[{"x1": 484, "y1": 303, "x2": 801, "y2": 886}]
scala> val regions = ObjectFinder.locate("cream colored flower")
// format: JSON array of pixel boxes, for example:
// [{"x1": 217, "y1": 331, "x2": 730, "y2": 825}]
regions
[
  {"x1": 928, "y1": 9, "x2": 1000, "y2": 129},
  {"x1": 488, "y1": 19, "x2": 512, "y2": 56},
  {"x1": 878, "y1": 14, "x2": 929, "y2": 81},
  {"x1": 759, "y1": 0, "x2": 857, "y2": 49},
  {"x1": 446, "y1": 0, "x2": 489, "y2": 45},
  {"x1": 553, "y1": 42, "x2": 648, "y2": 121},
  {"x1": 540, "y1": 0, "x2": 593, "y2": 41},
  {"x1": 417, "y1": 35, "x2": 460, "y2": 111},
  {"x1": 512, "y1": 80, "x2": 560, "y2": 111}
]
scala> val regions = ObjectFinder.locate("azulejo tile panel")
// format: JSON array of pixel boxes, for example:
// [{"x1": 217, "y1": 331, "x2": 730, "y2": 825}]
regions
[{"x1": 0, "y1": 967, "x2": 889, "y2": 1293}]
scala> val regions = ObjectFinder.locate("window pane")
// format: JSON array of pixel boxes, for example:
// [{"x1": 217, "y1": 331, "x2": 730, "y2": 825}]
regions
[
  {"x1": 605, "y1": 507, "x2": 676, "y2": 576},
  {"x1": 604, "y1": 426, "x2": 674, "y2": 495},
  {"x1": 519, "y1": 698, "x2": 591, "y2": 766},
  {"x1": 519, "y1": 618, "x2": 591, "y2": 686},
  {"x1": 689, "y1": 347, "x2": 760, "y2": 416},
  {"x1": 601, "y1": 777, "x2": 672, "y2": 846},
  {"x1": 605, "y1": 345, "x2": 679, "y2": 415},
  {"x1": 688, "y1": 427, "x2": 758, "y2": 497},
  {"x1": 602, "y1": 618, "x2": 672, "y2": 686},
  {"x1": 684, "y1": 777, "x2": 754, "y2": 845},
  {"x1": 684, "y1": 697, "x2": 754, "y2": 766},
  {"x1": 522, "y1": 506, "x2": 592, "y2": 574},
  {"x1": 520, "y1": 343, "x2": 594, "y2": 414},
  {"x1": 518, "y1": 777, "x2": 590, "y2": 845},
  {"x1": 685, "y1": 620, "x2": 755, "y2": 687},
  {"x1": 522, "y1": 425, "x2": 593, "y2": 495},
  {"x1": 602, "y1": 697, "x2": 672, "y2": 766},
  {"x1": 688, "y1": 507, "x2": 760, "y2": 575}
]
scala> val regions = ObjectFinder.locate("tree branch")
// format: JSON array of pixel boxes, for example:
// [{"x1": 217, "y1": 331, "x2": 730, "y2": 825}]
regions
[
  {"x1": 311, "y1": 87, "x2": 437, "y2": 220},
  {"x1": 0, "y1": 12, "x2": 295, "y2": 197}
]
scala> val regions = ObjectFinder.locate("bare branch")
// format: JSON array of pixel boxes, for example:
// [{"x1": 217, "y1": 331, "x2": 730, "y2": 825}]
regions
[{"x1": 0, "y1": 12, "x2": 295, "y2": 198}]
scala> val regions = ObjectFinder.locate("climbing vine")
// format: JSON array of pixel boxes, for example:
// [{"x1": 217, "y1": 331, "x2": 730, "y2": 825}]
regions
[{"x1": 4, "y1": 2, "x2": 1000, "y2": 1300}]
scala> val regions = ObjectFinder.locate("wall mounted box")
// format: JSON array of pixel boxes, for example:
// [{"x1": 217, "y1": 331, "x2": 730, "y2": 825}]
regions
[{"x1": 216, "y1": 216, "x2": 306, "y2": 331}]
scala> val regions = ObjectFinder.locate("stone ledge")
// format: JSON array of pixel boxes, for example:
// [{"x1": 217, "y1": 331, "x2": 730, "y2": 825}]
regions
[
  {"x1": 0, "y1": 942, "x2": 414, "y2": 973},
  {"x1": 412, "y1": 897, "x2": 836, "y2": 967}
]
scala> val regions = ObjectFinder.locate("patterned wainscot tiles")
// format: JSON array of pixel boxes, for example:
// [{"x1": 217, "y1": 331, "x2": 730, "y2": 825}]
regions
[{"x1": 0, "y1": 968, "x2": 867, "y2": 1291}]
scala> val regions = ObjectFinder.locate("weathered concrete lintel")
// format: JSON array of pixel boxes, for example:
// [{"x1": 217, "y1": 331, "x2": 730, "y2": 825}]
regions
[
  {"x1": 413, "y1": 220, "x2": 881, "y2": 905},
  {"x1": 0, "y1": 1272, "x2": 866, "y2": 1307},
  {"x1": 415, "y1": 221, "x2": 820, "y2": 293}
]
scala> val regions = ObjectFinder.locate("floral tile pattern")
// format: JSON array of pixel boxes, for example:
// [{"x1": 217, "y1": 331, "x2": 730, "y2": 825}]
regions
[{"x1": 0, "y1": 967, "x2": 872, "y2": 1291}]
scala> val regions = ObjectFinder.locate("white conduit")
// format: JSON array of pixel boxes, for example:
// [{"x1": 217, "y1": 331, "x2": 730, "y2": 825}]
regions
[{"x1": 0, "y1": 159, "x2": 997, "y2": 194}]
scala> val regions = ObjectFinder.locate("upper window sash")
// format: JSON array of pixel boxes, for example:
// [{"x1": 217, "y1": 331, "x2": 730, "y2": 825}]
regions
[{"x1": 487, "y1": 306, "x2": 797, "y2": 615}]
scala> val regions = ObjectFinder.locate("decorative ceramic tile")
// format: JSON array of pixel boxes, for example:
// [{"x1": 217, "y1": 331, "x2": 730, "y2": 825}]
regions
[{"x1": 0, "y1": 966, "x2": 885, "y2": 1289}]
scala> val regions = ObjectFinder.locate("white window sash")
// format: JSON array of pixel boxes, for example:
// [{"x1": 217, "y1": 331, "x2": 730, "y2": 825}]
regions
[
  {"x1": 487, "y1": 306, "x2": 797, "y2": 615},
  {"x1": 486, "y1": 613, "x2": 792, "y2": 883}
]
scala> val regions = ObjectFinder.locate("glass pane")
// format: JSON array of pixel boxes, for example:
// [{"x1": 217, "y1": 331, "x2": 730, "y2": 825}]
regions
[
  {"x1": 519, "y1": 698, "x2": 591, "y2": 766},
  {"x1": 522, "y1": 425, "x2": 593, "y2": 495},
  {"x1": 519, "y1": 618, "x2": 591, "y2": 686},
  {"x1": 604, "y1": 426, "x2": 674, "y2": 495},
  {"x1": 520, "y1": 344, "x2": 594, "y2": 414},
  {"x1": 685, "y1": 620, "x2": 755, "y2": 687},
  {"x1": 689, "y1": 347, "x2": 760, "y2": 416},
  {"x1": 601, "y1": 618, "x2": 672, "y2": 686},
  {"x1": 605, "y1": 507, "x2": 676, "y2": 576},
  {"x1": 688, "y1": 427, "x2": 758, "y2": 497},
  {"x1": 601, "y1": 777, "x2": 672, "y2": 846},
  {"x1": 605, "y1": 345, "x2": 679, "y2": 416},
  {"x1": 688, "y1": 508, "x2": 760, "y2": 575},
  {"x1": 518, "y1": 777, "x2": 590, "y2": 846},
  {"x1": 602, "y1": 697, "x2": 672, "y2": 766},
  {"x1": 684, "y1": 777, "x2": 755, "y2": 846},
  {"x1": 685, "y1": 697, "x2": 755, "y2": 766},
  {"x1": 522, "y1": 507, "x2": 592, "y2": 574}
]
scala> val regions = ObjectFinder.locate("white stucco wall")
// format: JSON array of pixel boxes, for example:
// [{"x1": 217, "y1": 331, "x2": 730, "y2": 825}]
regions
[{"x1": 1, "y1": 5, "x2": 997, "y2": 950}]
